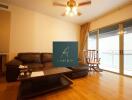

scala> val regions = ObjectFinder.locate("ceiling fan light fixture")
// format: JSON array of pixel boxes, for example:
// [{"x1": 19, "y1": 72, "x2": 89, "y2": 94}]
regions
[
  {"x1": 65, "y1": 6, "x2": 70, "y2": 15},
  {"x1": 72, "y1": 6, "x2": 77, "y2": 15},
  {"x1": 66, "y1": 6, "x2": 70, "y2": 11},
  {"x1": 53, "y1": 0, "x2": 91, "y2": 16},
  {"x1": 69, "y1": 12, "x2": 74, "y2": 16},
  {"x1": 65, "y1": 6, "x2": 78, "y2": 16}
]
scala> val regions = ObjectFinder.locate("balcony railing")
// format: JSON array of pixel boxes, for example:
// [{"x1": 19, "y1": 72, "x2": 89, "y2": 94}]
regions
[{"x1": 99, "y1": 50, "x2": 132, "y2": 75}]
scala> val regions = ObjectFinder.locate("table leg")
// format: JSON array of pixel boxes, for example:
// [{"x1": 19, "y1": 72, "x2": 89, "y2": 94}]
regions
[{"x1": 0, "y1": 56, "x2": 2, "y2": 76}]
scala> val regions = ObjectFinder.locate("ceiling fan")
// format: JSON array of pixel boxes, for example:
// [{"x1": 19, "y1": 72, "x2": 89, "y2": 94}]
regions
[{"x1": 53, "y1": 0, "x2": 91, "y2": 16}]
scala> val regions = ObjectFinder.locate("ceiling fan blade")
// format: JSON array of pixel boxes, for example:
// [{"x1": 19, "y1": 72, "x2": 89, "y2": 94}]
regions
[
  {"x1": 53, "y1": 2, "x2": 66, "y2": 7},
  {"x1": 0, "y1": 3, "x2": 8, "y2": 9},
  {"x1": 78, "y1": 1, "x2": 91, "y2": 6}
]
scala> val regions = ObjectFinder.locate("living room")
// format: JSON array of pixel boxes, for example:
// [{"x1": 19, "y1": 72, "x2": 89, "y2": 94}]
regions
[{"x1": 0, "y1": 0, "x2": 132, "y2": 100}]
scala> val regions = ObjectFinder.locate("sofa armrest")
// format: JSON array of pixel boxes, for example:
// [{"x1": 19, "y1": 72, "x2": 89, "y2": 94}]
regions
[
  {"x1": 6, "y1": 59, "x2": 22, "y2": 82},
  {"x1": 6, "y1": 59, "x2": 22, "y2": 66}
]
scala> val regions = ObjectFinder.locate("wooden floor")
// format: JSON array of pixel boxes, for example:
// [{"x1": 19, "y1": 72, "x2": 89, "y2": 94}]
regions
[{"x1": 0, "y1": 71, "x2": 132, "y2": 100}]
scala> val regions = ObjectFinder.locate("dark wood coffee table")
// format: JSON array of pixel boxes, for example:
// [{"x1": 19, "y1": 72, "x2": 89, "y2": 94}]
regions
[{"x1": 17, "y1": 67, "x2": 73, "y2": 100}]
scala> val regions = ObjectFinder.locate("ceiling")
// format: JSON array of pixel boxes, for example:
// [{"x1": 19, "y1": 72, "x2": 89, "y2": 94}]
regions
[{"x1": 0, "y1": 0, "x2": 131, "y2": 25}]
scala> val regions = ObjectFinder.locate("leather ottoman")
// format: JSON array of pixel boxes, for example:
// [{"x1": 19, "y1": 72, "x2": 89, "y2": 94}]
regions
[{"x1": 65, "y1": 65, "x2": 89, "y2": 79}]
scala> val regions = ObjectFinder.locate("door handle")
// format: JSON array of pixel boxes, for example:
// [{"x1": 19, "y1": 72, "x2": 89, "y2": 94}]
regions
[{"x1": 120, "y1": 50, "x2": 124, "y2": 55}]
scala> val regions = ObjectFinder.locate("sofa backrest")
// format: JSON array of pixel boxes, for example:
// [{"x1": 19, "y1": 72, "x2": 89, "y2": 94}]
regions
[
  {"x1": 17, "y1": 53, "x2": 41, "y2": 63},
  {"x1": 41, "y1": 53, "x2": 52, "y2": 63},
  {"x1": 16, "y1": 53, "x2": 52, "y2": 64}
]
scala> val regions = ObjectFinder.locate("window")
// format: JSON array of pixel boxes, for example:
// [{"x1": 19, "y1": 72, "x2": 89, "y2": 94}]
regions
[{"x1": 88, "y1": 31, "x2": 97, "y2": 50}]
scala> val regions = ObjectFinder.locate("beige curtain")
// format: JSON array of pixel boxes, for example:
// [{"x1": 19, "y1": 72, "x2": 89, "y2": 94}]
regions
[{"x1": 79, "y1": 23, "x2": 90, "y2": 63}]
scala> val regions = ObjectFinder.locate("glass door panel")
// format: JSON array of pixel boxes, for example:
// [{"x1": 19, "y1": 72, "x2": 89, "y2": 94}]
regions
[
  {"x1": 124, "y1": 22, "x2": 132, "y2": 76},
  {"x1": 99, "y1": 25, "x2": 119, "y2": 73}
]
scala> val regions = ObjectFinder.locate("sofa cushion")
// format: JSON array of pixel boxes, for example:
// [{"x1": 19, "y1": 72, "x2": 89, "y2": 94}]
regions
[
  {"x1": 18, "y1": 53, "x2": 41, "y2": 63},
  {"x1": 41, "y1": 53, "x2": 52, "y2": 63},
  {"x1": 43, "y1": 62, "x2": 54, "y2": 70}
]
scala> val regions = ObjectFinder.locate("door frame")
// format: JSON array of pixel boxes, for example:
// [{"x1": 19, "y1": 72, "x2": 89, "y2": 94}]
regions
[{"x1": 119, "y1": 24, "x2": 124, "y2": 75}]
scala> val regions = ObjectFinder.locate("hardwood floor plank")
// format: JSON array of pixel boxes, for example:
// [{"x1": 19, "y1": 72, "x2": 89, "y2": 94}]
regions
[{"x1": 0, "y1": 71, "x2": 132, "y2": 100}]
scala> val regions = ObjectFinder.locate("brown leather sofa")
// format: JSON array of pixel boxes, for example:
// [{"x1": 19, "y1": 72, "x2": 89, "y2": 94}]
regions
[
  {"x1": 6, "y1": 53, "x2": 53, "y2": 82},
  {"x1": 6, "y1": 53, "x2": 88, "y2": 82}
]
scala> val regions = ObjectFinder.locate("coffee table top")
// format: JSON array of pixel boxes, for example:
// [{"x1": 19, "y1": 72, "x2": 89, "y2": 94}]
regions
[
  {"x1": 44, "y1": 67, "x2": 71, "y2": 76},
  {"x1": 18, "y1": 67, "x2": 72, "y2": 81}
]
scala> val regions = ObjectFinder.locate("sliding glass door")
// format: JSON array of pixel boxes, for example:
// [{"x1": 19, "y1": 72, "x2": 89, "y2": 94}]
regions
[
  {"x1": 99, "y1": 25, "x2": 119, "y2": 73},
  {"x1": 88, "y1": 19, "x2": 132, "y2": 76},
  {"x1": 124, "y1": 20, "x2": 132, "y2": 76}
]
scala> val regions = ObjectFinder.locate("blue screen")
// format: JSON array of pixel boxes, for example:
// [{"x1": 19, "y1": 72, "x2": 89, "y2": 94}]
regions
[{"x1": 53, "y1": 41, "x2": 78, "y2": 67}]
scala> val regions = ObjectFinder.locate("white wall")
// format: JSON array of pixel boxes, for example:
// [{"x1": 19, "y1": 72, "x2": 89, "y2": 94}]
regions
[
  {"x1": 9, "y1": 5, "x2": 80, "y2": 59},
  {"x1": 90, "y1": 4, "x2": 132, "y2": 31}
]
